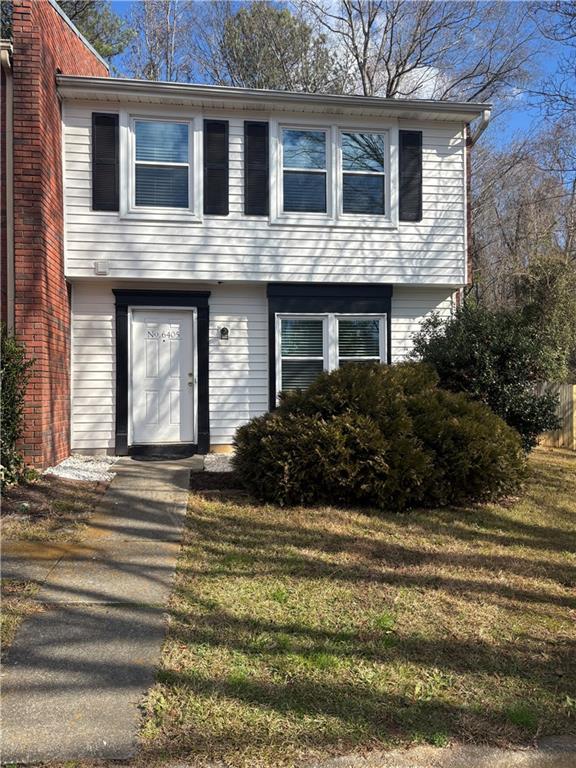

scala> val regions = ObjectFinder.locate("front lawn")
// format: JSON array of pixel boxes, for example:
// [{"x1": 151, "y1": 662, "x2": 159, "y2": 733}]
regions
[
  {"x1": 1, "y1": 474, "x2": 108, "y2": 542},
  {"x1": 141, "y1": 448, "x2": 576, "y2": 767},
  {"x1": 0, "y1": 579, "x2": 40, "y2": 656}
]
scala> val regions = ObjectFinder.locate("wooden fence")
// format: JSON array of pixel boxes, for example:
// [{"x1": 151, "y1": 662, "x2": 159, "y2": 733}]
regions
[{"x1": 537, "y1": 383, "x2": 576, "y2": 450}]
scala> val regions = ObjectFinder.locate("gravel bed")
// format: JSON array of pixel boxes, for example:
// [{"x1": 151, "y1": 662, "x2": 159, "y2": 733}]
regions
[
  {"x1": 204, "y1": 453, "x2": 234, "y2": 473},
  {"x1": 43, "y1": 455, "x2": 119, "y2": 483}
]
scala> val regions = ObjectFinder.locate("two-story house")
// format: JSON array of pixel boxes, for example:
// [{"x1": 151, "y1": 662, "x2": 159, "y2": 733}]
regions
[{"x1": 57, "y1": 76, "x2": 490, "y2": 458}]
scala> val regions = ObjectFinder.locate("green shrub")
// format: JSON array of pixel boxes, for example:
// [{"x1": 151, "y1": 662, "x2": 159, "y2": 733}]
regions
[
  {"x1": 234, "y1": 362, "x2": 526, "y2": 511},
  {"x1": 412, "y1": 303, "x2": 560, "y2": 451},
  {"x1": 1, "y1": 326, "x2": 33, "y2": 487}
]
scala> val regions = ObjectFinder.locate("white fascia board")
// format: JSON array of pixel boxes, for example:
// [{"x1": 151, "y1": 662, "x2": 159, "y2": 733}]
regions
[{"x1": 56, "y1": 75, "x2": 490, "y2": 123}]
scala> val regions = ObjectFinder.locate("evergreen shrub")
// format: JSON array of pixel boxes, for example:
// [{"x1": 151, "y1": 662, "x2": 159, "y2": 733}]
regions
[
  {"x1": 1, "y1": 326, "x2": 33, "y2": 487},
  {"x1": 233, "y1": 362, "x2": 525, "y2": 511}
]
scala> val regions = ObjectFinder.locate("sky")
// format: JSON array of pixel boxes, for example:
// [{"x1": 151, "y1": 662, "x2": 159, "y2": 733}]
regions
[{"x1": 108, "y1": 0, "x2": 574, "y2": 149}]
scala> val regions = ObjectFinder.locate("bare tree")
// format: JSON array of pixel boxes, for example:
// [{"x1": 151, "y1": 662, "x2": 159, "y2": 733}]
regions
[
  {"x1": 125, "y1": 0, "x2": 195, "y2": 82},
  {"x1": 123, "y1": 0, "x2": 349, "y2": 91},
  {"x1": 301, "y1": 0, "x2": 537, "y2": 100},
  {"x1": 529, "y1": 1, "x2": 576, "y2": 117},
  {"x1": 472, "y1": 121, "x2": 576, "y2": 307}
]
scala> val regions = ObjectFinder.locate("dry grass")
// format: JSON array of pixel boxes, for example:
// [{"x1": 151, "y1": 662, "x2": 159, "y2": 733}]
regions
[
  {"x1": 0, "y1": 579, "x2": 41, "y2": 656},
  {"x1": 139, "y1": 448, "x2": 576, "y2": 767},
  {"x1": 1, "y1": 475, "x2": 108, "y2": 543},
  {"x1": 1, "y1": 475, "x2": 109, "y2": 659}
]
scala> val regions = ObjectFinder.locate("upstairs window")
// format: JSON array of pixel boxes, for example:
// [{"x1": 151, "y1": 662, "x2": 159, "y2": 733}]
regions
[
  {"x1": 341, "y1": 132, "x2": 386, "y2": 215},
  {"x1": 134, "y1": 119, "x2": 190, "y2": 209},
  {"x1": 282, "y1": 129, "x2": 327, "y2": 214}
]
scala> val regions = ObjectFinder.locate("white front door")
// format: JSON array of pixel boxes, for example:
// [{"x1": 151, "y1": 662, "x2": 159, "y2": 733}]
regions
[{"x1": 131, "y1": 310, "x2": 195, "y2": 444}]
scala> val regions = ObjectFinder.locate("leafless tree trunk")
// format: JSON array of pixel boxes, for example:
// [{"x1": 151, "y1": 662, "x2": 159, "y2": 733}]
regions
[
  {"x1": 529, "y1": 1, "x2": 576, "y2": 117},
  {"x1": 471, "y1": 121, "x2": 575, "y2": 307},
  {"x1": 302, "y1": 0, "x2": 537, "y2": 100},
  {"x1": 125, "y1": 0, "x2": 195, "y2": 82}
]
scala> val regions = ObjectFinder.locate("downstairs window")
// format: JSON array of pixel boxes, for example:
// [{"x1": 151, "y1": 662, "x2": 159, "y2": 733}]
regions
[{"x1": 276, "y1": 314, "x2": 387, "y2": 396}]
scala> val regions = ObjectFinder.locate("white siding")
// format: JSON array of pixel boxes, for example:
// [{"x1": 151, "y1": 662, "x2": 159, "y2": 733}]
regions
[
  {"x1": 71, "y1": 281, "x2": 452, "y2": 453},
  {"x1": 71, "y1": 284, "x2": 116, "y2": 451},
  {"x1": 63, "y1": 103, "x2": 466, "y2": 286},
  {"x1": 391, "y1": 287, "x2": 454, "y2": 362},
  {"x1": 208, "y1": 286, "x2": 268, "y2": 443},
  {"x1": 71, "y1": 281, "x2": 269, "y2": 451}
]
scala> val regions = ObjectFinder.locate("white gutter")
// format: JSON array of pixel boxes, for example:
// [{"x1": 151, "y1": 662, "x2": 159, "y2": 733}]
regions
[
  {"x1": 1, "y1": 40, "x2": 14, "y2": 333},
  {"x1": 469, "y1": 108, "x2": 492, "y2": 145},
  {"x1": 56, "y1": 75, "x2": 491, "y2": 121}
]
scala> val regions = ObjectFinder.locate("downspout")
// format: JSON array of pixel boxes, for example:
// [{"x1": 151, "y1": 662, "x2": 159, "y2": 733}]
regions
[
  {"x1": 1, "y1": 41, "x2": 14, "y2": 333},
  {"x1": 469, "y1": 108, "x2": 491, "y2": 146},
  {"x1": 464, "y1": 108, "x2": 492, "y2": 290}
]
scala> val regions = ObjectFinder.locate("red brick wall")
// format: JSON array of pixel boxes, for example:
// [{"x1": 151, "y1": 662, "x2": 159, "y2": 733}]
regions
[
  {"x1": 10, "y1": 0, "x2": 108, "y2": 467},
  {"x1": 1, "y1": 64, "x2": 7, "y2": 324}
]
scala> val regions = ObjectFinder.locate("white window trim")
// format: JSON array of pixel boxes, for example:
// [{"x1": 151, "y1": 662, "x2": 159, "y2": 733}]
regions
[
  {"x1": 275, "y1": 312, "x2": 387, "y2": 401},
  {"x1": 275, "y1": 125, "x2": 333, "y2": 224},
  {"x1": 337, "y1": 129, "x2": 392, "y2": 227},
  {"x1": 270, "y1": 119, "x2": 399, "y2": 229},
  {"x1": 119, "y1": 111, "x2": 203, "y2": 222}
]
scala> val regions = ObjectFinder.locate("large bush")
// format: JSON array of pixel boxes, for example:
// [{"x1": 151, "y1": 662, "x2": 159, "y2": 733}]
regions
[
  {"x1": 233, "y1": 362, "x2": 525, "y2": 511},
  {"x1": 411, "y1": 303, "x2": 560, "y2": 451},
  {"x1": 1, "y1": 327, "x2": 33, "y2": 487}
]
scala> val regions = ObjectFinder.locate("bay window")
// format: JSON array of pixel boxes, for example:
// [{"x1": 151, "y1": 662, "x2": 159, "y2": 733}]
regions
[
  {"x1": 134, "y1": 119, "x2": 190, "y2": 209},
  {"x1": 277, "y1": 314, "x2": 387, "y2": 396}
]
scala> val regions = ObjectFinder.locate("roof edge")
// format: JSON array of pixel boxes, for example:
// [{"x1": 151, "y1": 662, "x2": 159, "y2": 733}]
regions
[
  {"x1": 56, "y1": 75, "x2": 490, "y2": 117},
  {"x1": 48, "y1": 0, "x2": 110, "y2": 71}
]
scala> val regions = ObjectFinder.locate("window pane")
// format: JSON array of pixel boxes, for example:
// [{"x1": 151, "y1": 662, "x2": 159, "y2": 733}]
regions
[
  {"x1": 281, "y1": 319, "x2": 323, "y2": 356},
  {"x1": 135, "y1": 121, "x2": 188, "y2": 163},
  {"x1": 283, "y1": 129, "x2": 326, "y2": 169},
  {"x1": 135, "y1": 165, "x2": 189, "y2": 208},
  {"x1": 343, "y1": 174, "x2": 384, "y2": 215},
  {"x1": 339, "y1": 359, "x2": 379, "y2": 368},
  {"x1": 284, "y1": 171, "x2": 326, "y2": 213},
  {"x1": 281, "y1": 360, "x2": 324, "y2": 390},
  {"x1": 342, "y1": 132, "x2": 384, "y2": 172},
  {"x1": 338, "y1": 319, "x2": 380, "y2": 357}
]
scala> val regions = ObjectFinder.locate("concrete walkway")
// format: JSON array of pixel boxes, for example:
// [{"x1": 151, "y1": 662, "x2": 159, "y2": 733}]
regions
[{"x1": 1, "y1": 456, "x2": 199, "y2": 764}]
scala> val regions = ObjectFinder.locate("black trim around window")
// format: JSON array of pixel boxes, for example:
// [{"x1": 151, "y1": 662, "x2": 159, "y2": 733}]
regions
[
  {"x1": 113, "y1": 290, "x2": 211, "y2": 456},
  {"x1": 266, "y1": 283, "x2": 393, "y2": 408}
]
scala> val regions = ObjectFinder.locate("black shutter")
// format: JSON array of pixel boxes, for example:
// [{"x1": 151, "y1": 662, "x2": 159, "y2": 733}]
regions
[
  {"x1": 92, "y1": 113, "x2": 119, "y2": 212},
  {"x1": 204, "y1": 120, "x2": 229, "y2": 216},
  {"x1": 244, "y1": 121, "x2": 269, "y2": 216},
  {"x1": 399, "y1": 130, "x2": 422, "y2": 222}
]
